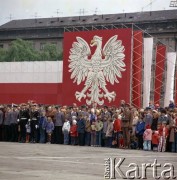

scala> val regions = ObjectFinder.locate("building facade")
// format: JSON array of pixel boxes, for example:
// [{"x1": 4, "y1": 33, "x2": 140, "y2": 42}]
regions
[{"x1": 0, "y1": 10, "x2": 177, "y2": 52}]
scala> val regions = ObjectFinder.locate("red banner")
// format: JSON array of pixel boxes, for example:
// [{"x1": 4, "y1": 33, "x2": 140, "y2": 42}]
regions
[
  {"x1": 63, "y1": 29, "x2": 132, "y2": 106},
  {"x1": 132, "y1": 31, "x2": 143, "y2": 108},
  {"x1": 0, "y1": 83, "x2": 62, "y2": 104},
  {"x1": 154, "y1": 45, "x2": 166, "y2": 104}
]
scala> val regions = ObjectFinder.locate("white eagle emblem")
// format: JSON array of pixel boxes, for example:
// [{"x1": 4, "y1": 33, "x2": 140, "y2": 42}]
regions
[{"x1": 68, "y1": 35, "x2": 125, "y2": 105}]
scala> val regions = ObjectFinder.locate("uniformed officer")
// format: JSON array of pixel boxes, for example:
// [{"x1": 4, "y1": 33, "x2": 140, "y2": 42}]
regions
[
  {"x1": 18, "y1": 103, "x2": 30, "y2": 143},
  {"x1": 30, "y1": 103, "x2": 40, "y2": 143}
]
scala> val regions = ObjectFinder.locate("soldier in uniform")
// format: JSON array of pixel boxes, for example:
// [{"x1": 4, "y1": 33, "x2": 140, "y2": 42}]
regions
[
  {"x1": 10, "y1": 104, "x2": 19, "y2": 142},
  {"x1": 121, "y1": 103, "x2": 133, "y2": 149},
  {"x1": 18, "y1": 103, "x2": 30, "y2": 143},
  {"x1": 30, "y1": 103, "x2": 40, "y2": 143}
]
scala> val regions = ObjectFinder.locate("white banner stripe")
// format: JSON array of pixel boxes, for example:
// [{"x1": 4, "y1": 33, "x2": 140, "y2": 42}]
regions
[
  {"x1": 0, "y1": 61, "x2": 63, "y2": 83},
  {"x1": 164, "y1": 52, "x2": 176, "y2": 107},
  {"x1": 143, "y1": 38, "x2": 153, "y2": 108}
]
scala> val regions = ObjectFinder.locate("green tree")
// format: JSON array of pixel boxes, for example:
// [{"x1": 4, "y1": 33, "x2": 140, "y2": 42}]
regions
[
  {"x1": 7, "y1": 39, "x2": 40, "y2": 61},
  {"x1": 0, "y1": 39, "x2": 63, "y2": 62},
  {"x1": 0, "y1": 48, "x2": 8, "y2": 62},
  {"x1": 40, "y1": 43, "x2": 63, "y2": 61}
]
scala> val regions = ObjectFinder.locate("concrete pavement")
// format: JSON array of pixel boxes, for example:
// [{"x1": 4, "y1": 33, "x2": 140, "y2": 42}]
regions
[{"x1": 0, "y1": 142, "x2": 176, "y2": 180}]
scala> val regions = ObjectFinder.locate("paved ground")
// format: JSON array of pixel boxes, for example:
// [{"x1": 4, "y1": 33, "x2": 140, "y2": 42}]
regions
[{"x1": 0, "y1": 142, "x2": 176, "y2": 180}]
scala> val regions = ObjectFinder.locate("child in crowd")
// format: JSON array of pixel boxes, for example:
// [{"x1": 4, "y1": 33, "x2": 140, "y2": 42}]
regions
[
  {"x1": 70, "y1": 119, "x2": 78, "y2": 145},
  {"x1": 132, "y1": 111, "x2": 139, "y2": 135},
  {"x1": 25, "y1": 121, "x2": 31, "y2": 143},
  {"x1": 45, "y1": 116, "x2": 54, "y2": 144},
  {"x1": 130, "y1": 134, "x2": 138, "y2": 149},
  {"x1": 95, "y1": 116, "x2": 103, "y2": 147},
  {"x1": 158, "y1": 121, "x2": 169, "y2": 152},
  {"x1": 118, "y1": 133, "x2": 124, "y2": 149},
  {"x1": 62, "y1": 118, "x2": 70, "y2": 145},
  {"x1": 135, "y1": 118, "x2": 145, "y2": 150},
  {"x1": 90, "y1": 121, "x2": 96, "y2": 147},
  {"x1": 113, "y1": 114, "x2": 122, "y2": 148},
  {"x1": 152, "y1": 131, "x2": 159, "y2": 151},
  {"x1": 143, "y1": 125, "x2": 152, "y2": 151}
]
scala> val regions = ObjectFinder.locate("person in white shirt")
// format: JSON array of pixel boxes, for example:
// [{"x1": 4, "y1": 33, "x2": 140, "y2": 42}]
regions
[{"x1": 62, "y1": 119, "x2": 70, "y2": 145}]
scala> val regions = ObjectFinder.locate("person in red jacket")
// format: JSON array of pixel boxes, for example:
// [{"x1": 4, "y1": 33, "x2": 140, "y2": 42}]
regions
[
  {"x1": 158, "y1": 121, "x2": 169, "y2": 152},
  {"x1": 152, "y1": 131, "x2": 159, "y2": 151},
  {"x1": 113, "y1": 114, "x2": 122, "y2": 148},
  {"x1": 70, "y1": 119, "x2": 78, "y2": 145}
]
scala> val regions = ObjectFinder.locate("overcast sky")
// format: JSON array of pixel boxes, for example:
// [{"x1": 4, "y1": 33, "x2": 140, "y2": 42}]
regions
[{"x1": 0, "y1": 0, "x2": 176, "y2": 25}]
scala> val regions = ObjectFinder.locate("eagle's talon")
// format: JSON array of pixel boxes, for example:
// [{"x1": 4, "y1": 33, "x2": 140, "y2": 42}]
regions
[
  {"x1": 104, "y1": 91, "x2": 116, "y2": 102},
  {"x1": 75, "y1": 91, "x2": 86, "y2": 101}
]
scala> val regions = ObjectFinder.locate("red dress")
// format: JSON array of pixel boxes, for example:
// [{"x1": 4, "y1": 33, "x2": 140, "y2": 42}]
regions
[
  {"x1": 113, "y1": 119, "x2": 121, "y2": 132},
  {"x1": 152, "y1": 133, "x2": 159, "y2": 145},
  {"x1": 70, "y1": 125, "x2": 78, "y2": 137},
  {"x1": 158, "y1": 125, "x2": 169, "y2": 137}
]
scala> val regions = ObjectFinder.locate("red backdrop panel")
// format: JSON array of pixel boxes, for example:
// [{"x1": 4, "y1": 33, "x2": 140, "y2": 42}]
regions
[
  {"x1": 63, "y1": 29, "x2": 132, "y2": 106},
  {"x1": 0, "y1": 83, "x2": 62, "y2": 104},
  {"x1": 132, "y1": 31, "x2": 143, "y2": 108},
  {"x1": 154, "y1": 45, "x2": 166, "y2": 104}
]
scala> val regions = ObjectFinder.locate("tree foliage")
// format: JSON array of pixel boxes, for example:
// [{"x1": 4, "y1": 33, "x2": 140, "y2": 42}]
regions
[{"x1": 0, "y1": 39, "x2": 63, "y2": 62}]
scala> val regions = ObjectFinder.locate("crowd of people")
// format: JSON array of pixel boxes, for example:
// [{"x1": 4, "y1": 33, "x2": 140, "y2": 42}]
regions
[{"x1": 0, "y1": 100, "x2": 177, "y2": 153}]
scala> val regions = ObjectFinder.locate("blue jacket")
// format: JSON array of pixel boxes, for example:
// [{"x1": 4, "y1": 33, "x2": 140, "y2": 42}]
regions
[
  {"x1": 39, "y1": 116, "x2": 47, "y2": 129},
  {"x1": 135, "y1": 121, "x2": 145, "y2": 135},
  {"x1": 45, "y1": 121, "x2": 54, "y2": 133},
  {"x1": 77, "y1": 119, "x2": 86, "y2": 133},
  {"x1": 169, "y1": 103, "x2": 175, "y2": 109}
]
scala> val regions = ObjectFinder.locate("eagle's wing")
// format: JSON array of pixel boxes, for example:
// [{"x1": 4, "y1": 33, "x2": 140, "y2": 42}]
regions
[
  {"x1": 101, "y1": 35, "x2": 125, "y2": 85},
  {"x1": 69, "y1": 37, "x2": 92, "y2": 85}
]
